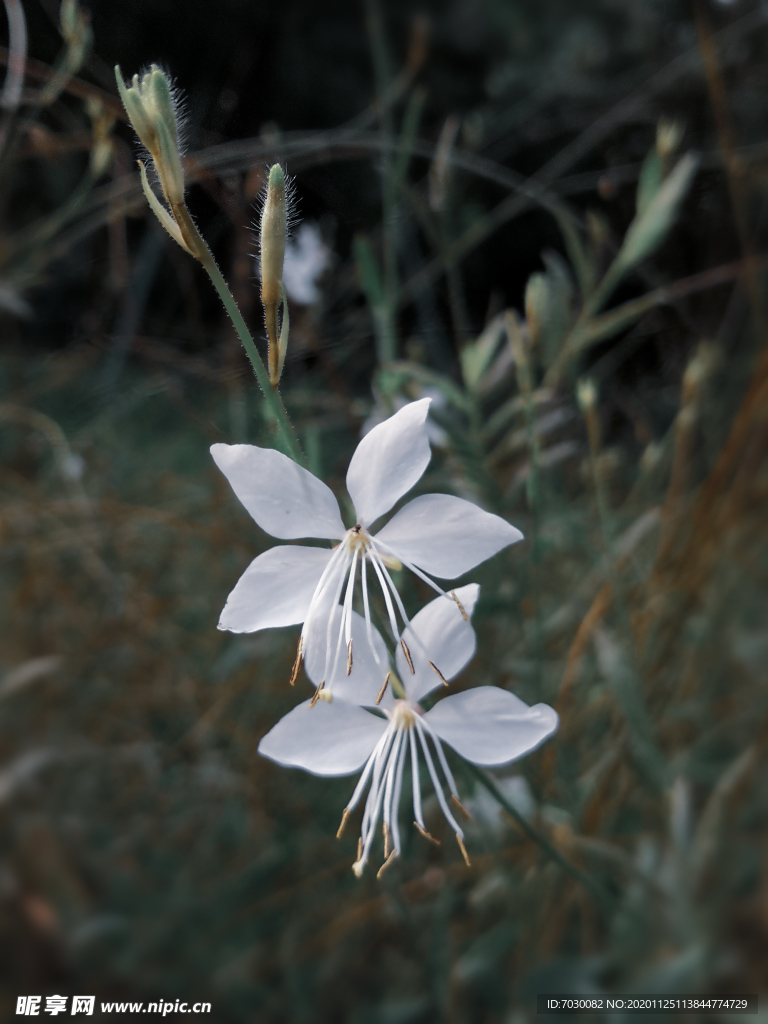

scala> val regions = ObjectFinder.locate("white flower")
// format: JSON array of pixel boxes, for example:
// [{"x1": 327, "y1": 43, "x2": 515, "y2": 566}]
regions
[
  {"x1": 362, "y1": 389, "x2": 448, "y2": 448},
  {"x1": 258, "y1": 586, "x2": 558, "y2": 877},
  {"x1": 282, "y1": 222, "x2": 330, "y2": 305},
  {"x1": 211, "y1": 399, "x2": 523, "y2": 693}
]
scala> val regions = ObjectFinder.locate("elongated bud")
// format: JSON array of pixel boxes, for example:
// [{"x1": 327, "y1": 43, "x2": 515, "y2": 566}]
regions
[
  {"x1": 577, "y1": 377, "x2": 600, "y2": 454},
  {"x1": 261, "y1": 165, "x2": 287, "y2": 305},
  {"x1": 656, "y1": 117, "x2": 683, "y2": 170},
  {"x1": 260, "y1": 164, "x2": 289, "y2": 386},
  {"x1": 115, "y1": 64, "x2": 200, "y2": 258},
  {"x1": 115, "y1": 64, "x2": 185, "y2": 207},
  {"x1": 576, "y1": 377, "x2": 597, "y2": 413}
]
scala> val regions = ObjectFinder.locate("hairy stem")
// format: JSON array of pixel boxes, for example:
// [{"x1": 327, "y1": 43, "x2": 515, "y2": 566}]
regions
[{"x1": 173, "y1": 204, "x2": 304, "y2": 464}]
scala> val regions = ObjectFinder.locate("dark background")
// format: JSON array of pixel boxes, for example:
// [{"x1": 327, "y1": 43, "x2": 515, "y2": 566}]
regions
[{"x1": 1, "y1": 0, "x2": 767, "y2": 1021}]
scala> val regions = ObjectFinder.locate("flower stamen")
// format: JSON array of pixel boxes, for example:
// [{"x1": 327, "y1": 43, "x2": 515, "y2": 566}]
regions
[
  {"x1": 451, "y1": 794, "x2": 472, "y2": 820},
  {"x1": 373, "y1": 536, "x2": 451, "y2": 601},
  {"x1": 341, "y1": 702, "x2": 475, "y2": 877},
  {"x1": 428, "y1": 660, "x2": 449, "y2": 686},
  {"x1": 346, "y1": 638, "x2": 353, "y2": 676},
  {"x1": 400, "y1": 638, "x2": 415, "y2": 674},
  {"x1": 309, "y1": 679, "x2": 325, "y2": 707},
  {"x1": 414, "y1": 821, "x2": 440, "y2": 845},
  {"x1": 451, "y1": 590, "x2": 468, "y2": 621},
  {"x1": 320, "y1": 549, "x2": 353, "y2": 686},
  {"x1": 376, "y1": 849, "x2": 398, "y2": 878},
  {"x1": 456, "y1": 833, "x2": 471, "y2": 867},
  {"x1": 328, "y1": 546, "x2": 358, "y2": 685},
  {"x1": 367, "y1": 546, "x2": 400, "y2": 641},
  {"x1": 415, "y1": 720, "x2": 467, "y2": 858},
  {"x1": 289, "y1": 636, "x2": 303, "y2": 687},
  {"x1": 375, "y1": 672, "x2": 391, "y2": 705},
  {"x1": 337, "y1": 808, "x2": 351, "y2": 839},
  {"x1": 360, "y1": 554, "x2": 382, "y2": 667}
]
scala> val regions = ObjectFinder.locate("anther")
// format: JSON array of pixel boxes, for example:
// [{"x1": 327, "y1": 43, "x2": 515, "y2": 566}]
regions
[
  {"x1": 451, "y1": 794, "x2": 472, "y2": 820},
  {"x1": 456, "y1": 833, "x2": 471, "y2": 867},
  {"x1": 309, "y1": 680, "x2": 325, "y2": 708},
  {"x1": 376, "y1": 849, "x2": 398, "y2": 879},
  {"x1": 289, "y1": 636, "x2": 303, "y2": 686},
  {"x1": 376, "y1": 672, "x2": 391, "y2": 706},
  {"x1": 337, "y1": 808, "x2": 351, "y2": 839},
  {"x1": 383, "y1": 821, "x2": 391, "y2": 859},
  {"x1": 346, "y1": 639, "x2": 353, "y2": 676},
  {"x1": 451, "y1": 590, "x2": 468, "y2": 621},
  {"x1": 357, "y1": 837, "x2": 363, "y2": 862},
  {"x1": 428, "y1": 661, "x2": 449, "y2": 686},
  {"x1": 400, "y1": 639, "x2": 415, "y2": 674},
  {"x1": 414, "y1": 822, "x2": 440, "y2": 846}
]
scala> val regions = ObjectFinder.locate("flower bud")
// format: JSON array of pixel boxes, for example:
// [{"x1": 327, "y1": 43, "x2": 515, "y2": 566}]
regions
[
  {"x1": 576, "y1": 377, "x2": 597, "y2": 413},
  {"x1": 656, "y1": 118, "x2": 683, "y2": 168},
  {"x1": 260, "y1": 164, "x2": 290, "y2": 385},
  {"x1": 115, "y1": 64, "x2": 185, "y2": 206},
  {"x1": 260, "y1": 164, "x2": 287, "y2": 307}
]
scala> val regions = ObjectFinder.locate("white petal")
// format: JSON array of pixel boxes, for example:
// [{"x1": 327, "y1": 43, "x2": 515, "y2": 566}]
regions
[
  {"x1": 346, "y1": 398, "x2": 432, "y2": 528},
  {"x1": 304, "y1": 604, "x2": 391, "y2": 707},
  {"x1": 424, "y1": 687, "x2": 558, "y2": 766},
  {"x1": 258, "y1": 699, "x2": 387, "y2": 776},
  {"x1": 376, "y1": 494, "x2": 523, "y2": 579},
  {"x1": 396, "y1": 584, "x2": 480, "y2": 703},
  {"x1": 218, "y1": 545, "x2": 333, "y2": 633},
  {"x1": 211, "y1": 443, "x2": 345, "y2": 540}
]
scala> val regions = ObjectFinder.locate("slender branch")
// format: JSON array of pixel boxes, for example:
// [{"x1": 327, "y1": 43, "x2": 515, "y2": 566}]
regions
[
  {"x1": 465, "y1": 763, "x2": 614, "y2": 913},
  {"x1": 173, "y1": 204, "x2": 304, "y2": 464}
]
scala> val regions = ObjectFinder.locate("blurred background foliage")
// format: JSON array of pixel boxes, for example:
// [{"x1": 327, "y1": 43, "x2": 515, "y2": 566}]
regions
[{"x1": 1, "y1": 0, "x2": 768, "y2": 1020}]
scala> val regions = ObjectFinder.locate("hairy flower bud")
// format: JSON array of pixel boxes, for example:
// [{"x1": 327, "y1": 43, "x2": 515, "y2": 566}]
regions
[
  {"x1": 115, "y1": 64, "x2": 185, "y2": 207},
  {"x1": 259, "y1": 164, "x2": 290, "y2": 386},
  {"x1": 260, "y1": 164, "x2": 287, "y2": 306}
]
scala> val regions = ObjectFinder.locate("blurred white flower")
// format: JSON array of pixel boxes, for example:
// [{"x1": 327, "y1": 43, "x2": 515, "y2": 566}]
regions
[
  {"x1": 211, "y1": 399, "x2": 522, "y2": 691},
  {"x1": 282, "y1": 222, "x2": 330, "y2": 305},
  {"x1": 258, "y1": 587, "x2": 558, "y2": 877}
]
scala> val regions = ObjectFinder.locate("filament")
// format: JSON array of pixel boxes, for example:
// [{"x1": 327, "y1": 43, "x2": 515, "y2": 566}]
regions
[
  {"x1": 360, "y1": 553, "x2": 382, "y2": 666},
  {"x1": 415, "y1": 720, "x2": 464, "y2": 837}
]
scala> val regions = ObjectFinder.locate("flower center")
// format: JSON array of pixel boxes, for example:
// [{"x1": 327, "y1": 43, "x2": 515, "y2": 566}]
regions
[
  {"x1": 297, "y1": 523, "x2": 456, "y2": 698},
  {"x1": 390, "y1": 700, "x2": 419, "y2": 730},
  {"x1": 346, "y1": 523, "x2": 370, "y2": 555}
]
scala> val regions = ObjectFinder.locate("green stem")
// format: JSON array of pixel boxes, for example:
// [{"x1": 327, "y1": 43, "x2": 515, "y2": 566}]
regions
[
  {"x1": 364, "y1": 0, "x2": 398, "y2": 365},
  {"x1": 175, "y1": 205, "x2": 304, "y2": 464},
  {"x1": 466, "y1": 763, "x2": 614, "y2": 913}
]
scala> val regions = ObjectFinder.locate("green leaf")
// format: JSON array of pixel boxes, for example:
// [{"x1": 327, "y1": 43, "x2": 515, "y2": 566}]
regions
[
  {"x1": 616, "y1": 153, "x2": 698, "y2": 276},
  {"x1": 459, "y1": 315, "x2": 506, "y2": 393},
  {"x1": 636, "y1": 148, "x2": 662, "y2": 220},
  {"x1": 525, "y1": 251, "x2": 574, "y2": 369},
  {"x1": 583, "y1": 153, "x2": 698, "y2": 319},
  {"x1": 550, "y1": 203, "x2": 595, "y2": 298}
]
